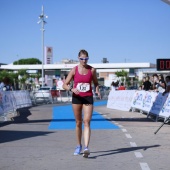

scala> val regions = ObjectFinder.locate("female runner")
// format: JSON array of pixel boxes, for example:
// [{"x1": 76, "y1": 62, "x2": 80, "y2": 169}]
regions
[{"x1": 63, "y1": 49, "x2": 101, "y2": 158}]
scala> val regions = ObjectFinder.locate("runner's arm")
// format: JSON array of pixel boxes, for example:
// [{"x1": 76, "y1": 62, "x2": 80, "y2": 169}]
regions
[
  {"x1": 62, "y1": 68, "x2": 75, "y2": 91},
  {"x1": 92, "y1": 68, "x2": 101, "y2": 98}
]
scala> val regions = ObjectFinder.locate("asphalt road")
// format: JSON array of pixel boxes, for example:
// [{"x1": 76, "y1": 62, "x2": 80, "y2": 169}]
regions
[{"x1": 0, "y1": 102, "x2": 170, "y2": 170}]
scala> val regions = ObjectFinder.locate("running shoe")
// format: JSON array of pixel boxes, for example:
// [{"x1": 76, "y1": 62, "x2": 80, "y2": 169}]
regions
[
  {"x1": 74, "y1": 145, "x2": 82, "y2": 155},
  {"x1": 83, "y1": 147, "x2": 90, "y2": 158}
]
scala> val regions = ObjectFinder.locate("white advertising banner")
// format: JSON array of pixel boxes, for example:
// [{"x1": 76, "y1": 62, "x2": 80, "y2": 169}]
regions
[
  {"x1": 155, "y1": 93, "x2": 170, "y2": 117},
  {"x1": 149, "y1": 93, "x2": 168, "y2": 116},
  {"x1": 107, "y1": 90, "x2": 136, "y2": 111},
  {"x1": 131, "y1": 91, "x2": 158, "y2": 113}
]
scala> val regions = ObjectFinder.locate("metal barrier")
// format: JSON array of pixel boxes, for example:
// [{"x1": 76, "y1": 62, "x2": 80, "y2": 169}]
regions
[
  {"x1": 93, "y1": 89, "x2": 110, "y2": 101},
  {"x1": 30, "y1": 89, "x2": 72, "y2": 105},
  {"x1": 30, "y1": 88, "x2": 110, "y2": 105},
  {"x1": 0, "y1": 90, "x2": 32, "y2": 122},
  {"x1": 0, "y1": 89, "x2": 110, "y2": 122},
  {"x1": 51, "y1": 90, "x2": 72, "y2": 103}
]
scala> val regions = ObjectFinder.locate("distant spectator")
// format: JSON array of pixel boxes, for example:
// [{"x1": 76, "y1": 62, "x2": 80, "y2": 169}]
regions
[
  {"x1": 142, "y1": 77, "x2": 146, "y2": 88},
  {"x1": 162, "y1": 76, "x2": 170, "y2": 96},
  {"x1": 110, "y1": 81, "x2": 118, "y2": 91},
  {"x1": 2, "y1": 77, "x2": 13, "y2": 91},
  {"x1": 0, "y1": 81, "x2": 5, "y2": 91},
  {"x1": 152, "y1": 74, "x2": 166, "y2": 93},
  {"x1": 142, "y1": 76, "x2": 151, "y2": 91},
  {"x1": 150, "y1": 75, "x2": 154, "y2": 90},
  {"x1": 138, "y1": 85, "x2": 142, "y2": 90},
  {"x1": 152, "y1": 74, "x2": 159, "y2": 91},
  {"x1": 118, "y1": 82, "x2": 126, "y2": 90},
  {"x1": 157, "y1": 74, "x2": 166, "y2": 93}
]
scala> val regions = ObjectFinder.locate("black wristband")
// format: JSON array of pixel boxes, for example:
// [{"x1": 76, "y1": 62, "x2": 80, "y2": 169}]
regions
[{"x1": 69, "y1": 87, "x2": 73, "y2": 91}]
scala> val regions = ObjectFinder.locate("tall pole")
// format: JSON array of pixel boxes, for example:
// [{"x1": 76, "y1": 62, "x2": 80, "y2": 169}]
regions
[
  {"x1": 38, "y1": 5, "x2": 47, "y2": 87},
  {"x1": 41, "y1": 6, "x2": 45, "y2": 87}
]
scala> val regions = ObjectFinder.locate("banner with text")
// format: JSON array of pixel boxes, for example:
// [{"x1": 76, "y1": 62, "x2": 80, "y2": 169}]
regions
[
  {"x1": 107, "y1": 90, "x2": 170, "y2": 119},
  {"x1": 107, "y1": 90, "x2": 136, "y2": 111}
]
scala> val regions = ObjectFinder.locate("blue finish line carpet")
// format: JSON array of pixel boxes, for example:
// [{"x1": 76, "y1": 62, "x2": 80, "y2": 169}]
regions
[{"x1": 48, "y1": 100, "x2": 119, "y2": 130}]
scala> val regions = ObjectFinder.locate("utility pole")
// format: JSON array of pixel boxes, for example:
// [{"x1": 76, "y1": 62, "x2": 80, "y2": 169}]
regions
[{"x1": 37, "y1": 5, "x2": 48, "y2": 87}]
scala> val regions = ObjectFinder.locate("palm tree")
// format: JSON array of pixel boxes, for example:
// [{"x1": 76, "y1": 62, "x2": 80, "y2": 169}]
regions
[
  {"x1": 9, "y1": 72, "x2": 19, "y2": 90},
  {"x1": 0, "y1": 70, "x2": 10, "y2": 81},
  {"x1": 115, "y1": 70, "x2": 128, "y2": 86},
  {"x1": 18, "y1": 69, "x2": 28, "y2": 90}
]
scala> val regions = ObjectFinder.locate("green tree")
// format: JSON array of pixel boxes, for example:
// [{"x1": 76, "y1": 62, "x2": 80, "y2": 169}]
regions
[
  {"x1": 9, "y1": 72, "x2": 19, "y2": 89},
  {"x1": 115, "y1": 70, "x2": 128, "y2": 86},
  {"x1": 0, "y1": 70, "x2": 16, "y2": 84},
  {"x1": 18, "y1": 69, "x2": 27, "y2": 76},
  {"x1": 13, "y1": 58, "x2": 42, "y2": 65},
  {"x1": 0, "y1": 70, "x2": 10, "y2": 82},
  {"x1": 18, "y1": 69, "x2": 29, "y2": 89},
  {"x1": 115, "y1": 70, "x2": 128, "y2": 77}
]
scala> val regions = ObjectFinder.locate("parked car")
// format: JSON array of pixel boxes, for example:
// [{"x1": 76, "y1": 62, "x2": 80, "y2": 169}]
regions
[{"x1": 34, "y1": 86, "x2": 52, "y2": 100}]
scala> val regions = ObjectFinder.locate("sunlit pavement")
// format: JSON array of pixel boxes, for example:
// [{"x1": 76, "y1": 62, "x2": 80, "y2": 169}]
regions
[{"x1": 0, "y1": 101, "x2": 170, "y2": 170}]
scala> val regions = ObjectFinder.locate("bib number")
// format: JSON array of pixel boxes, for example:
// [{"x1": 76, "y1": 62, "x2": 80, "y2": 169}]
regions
[{"x1": 77, "y1": 83, "x2": 90, "y2": 92}]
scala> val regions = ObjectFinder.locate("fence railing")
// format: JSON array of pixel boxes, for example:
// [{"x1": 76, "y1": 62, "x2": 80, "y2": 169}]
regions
[
  {"x1": 0, "y1": 88, "x2": 110, "y2": 123},
  {"x1": 30, "y1": 88, "x2": 110, "y2": 105},
  {"x1": 0, "y1": 90, "x2": 32, "y2": 122}
]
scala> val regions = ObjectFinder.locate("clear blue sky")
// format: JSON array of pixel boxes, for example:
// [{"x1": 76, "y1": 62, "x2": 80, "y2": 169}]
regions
[{"x1": 0, "y1": 0, "x2": 170, "y2": 64}]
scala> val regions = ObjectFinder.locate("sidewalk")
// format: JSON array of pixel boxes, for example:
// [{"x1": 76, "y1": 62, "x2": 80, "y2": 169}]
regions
[{"x1": 0, "y1": 102, "x2": 170, "y2": 170}]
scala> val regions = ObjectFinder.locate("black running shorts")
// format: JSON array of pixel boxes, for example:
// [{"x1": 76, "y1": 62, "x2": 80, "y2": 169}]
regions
[{"x1": 72, "y1": 95, "x2": 93, "y2": 105}]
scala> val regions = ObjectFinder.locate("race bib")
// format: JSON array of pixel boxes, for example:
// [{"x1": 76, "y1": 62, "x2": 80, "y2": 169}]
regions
[{"x1": 76, "y1": 83, "x2": 90, "y2": 92}]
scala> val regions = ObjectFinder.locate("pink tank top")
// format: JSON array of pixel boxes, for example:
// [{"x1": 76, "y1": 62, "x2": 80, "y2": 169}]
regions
[{"x1": 73, "y1": 65, "x2": 93, "y2": 97}]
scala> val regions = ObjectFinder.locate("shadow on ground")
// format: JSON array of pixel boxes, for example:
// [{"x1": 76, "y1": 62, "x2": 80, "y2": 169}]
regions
[
  {"x1": 110, "y1": 117, "x2": 153, "y2": 122},
  {"x1": 88, "y1": 144, "x2": 160, "y2": 159},
  {"x1": 0, "y1": 130, "x2": 54, "y2": 143},
  {"x1": 0, "y1": 107, "x2": 32, "y2": 127}
]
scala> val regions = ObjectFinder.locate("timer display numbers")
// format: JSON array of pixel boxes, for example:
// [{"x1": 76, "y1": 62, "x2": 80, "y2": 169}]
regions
[{"x1": 156, "y1": 59, "x2": 170, "y2": 71}]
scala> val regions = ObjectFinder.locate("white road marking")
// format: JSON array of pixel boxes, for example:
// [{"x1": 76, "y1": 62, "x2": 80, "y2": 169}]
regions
[
  {"x1": 118, "y1": 125, "x2": 123, "y2": 128},
  {"x1": 130, "y1": 142, "x2": 137, "y2": 147},
  {"x1": 114, "y1": 122, "x2": 119, "y2": 125},
  {"x1": 125, "y1": 134, "x2": 132, "y2": 138},
  {"x1": 140, "y1": 163, "x2": 150, "y2": 170},
  {"x1": 122, "y1": 129, "x2": 127, "y2": 132},
  {"x1": 134, "y1": 152, "x2": 143, "y2": 158}
]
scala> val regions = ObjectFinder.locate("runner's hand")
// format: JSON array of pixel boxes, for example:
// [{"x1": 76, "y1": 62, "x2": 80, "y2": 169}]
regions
[
  {"x1": 96, "y1": 92, "x2": 101, "y2": 99},
  {"x1": 72, "y1": 88, "x2": 79, "y2": 95}
]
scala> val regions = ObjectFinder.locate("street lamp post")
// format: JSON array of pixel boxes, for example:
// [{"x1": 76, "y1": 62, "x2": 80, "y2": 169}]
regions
[{"x1": 37, "y1": 5, "x2": 48, "y2": 87}]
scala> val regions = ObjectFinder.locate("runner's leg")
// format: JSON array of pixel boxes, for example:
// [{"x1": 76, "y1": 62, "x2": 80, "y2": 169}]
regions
[
  {"x1": 83, "y1": 104, "x2": 93, "y2": 147},
  {"x1": 72, "y1": 104, "x2": 83, "y2": 146}
]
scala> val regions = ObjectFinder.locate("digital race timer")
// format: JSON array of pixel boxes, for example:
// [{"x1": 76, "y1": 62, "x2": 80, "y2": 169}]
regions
[{"x1": 156, "y1": 59, "x2": 170, "y2": 71}]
